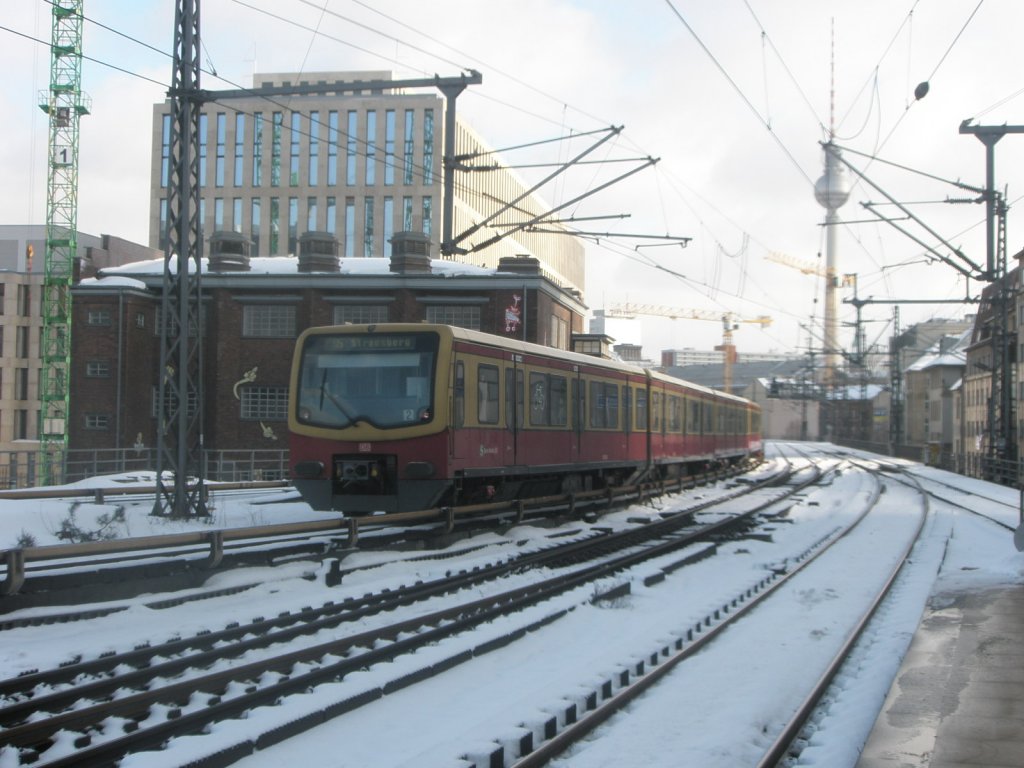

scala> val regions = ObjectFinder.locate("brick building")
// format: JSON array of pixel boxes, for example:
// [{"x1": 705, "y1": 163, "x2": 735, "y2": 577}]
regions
[{"x1": 68, "y1": 232, "x2": 586, "y2": 455}]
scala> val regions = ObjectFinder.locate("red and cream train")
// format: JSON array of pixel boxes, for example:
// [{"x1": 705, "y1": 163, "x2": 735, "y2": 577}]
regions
[{"x1": 288, "y1": 323, "x2": 762, "y2": 513}]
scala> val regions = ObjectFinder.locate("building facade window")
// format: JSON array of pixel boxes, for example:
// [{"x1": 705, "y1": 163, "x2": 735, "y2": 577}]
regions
[
  {"x1": 346, "y1": 110, "x2": 358, "y2": 186},
  {"x1": 86, "y1": 360, "x2": 111, "y2": 377},
  {"x1": 333, "y1": 304, "x2": 388, "y2": 324},
  {"x1": 326, "y1": 196, "x2": 336, "y2": 234},
  {"x1": 422, "y1": 196, "x2": 432, "y2": 236},
  {"x1": 198, "y1": 113, "x2": 208, "y2": 186},
  {"x1": 160, "y1": 114, "x2": 171, "y2": 187},
  {"x1": 327, "y1": 110, "x2": 339, "y2": 185},
  {"x1": 345, "y1": 198, "x2": 355, "y2": 257},
  {"x1": 234, "y1": 113, "x2": 245, "y2": 186},
  {"x1": 214, "y1": 197, "x2": 224, "y2": 230},
  {"x1": 85, "y1": 414, "x2": 111, "y2": 430},
  {"x1": 403, "y1": 109, "x2": 415, "y2": 185},
  {"x1": 403, "y1": 196, "x2": 413, "y2": 230},
  {"x1": 87, "y1": 309, "x2": 111, "y2": 326},
  {"x1": 383, "y1": 196, "x2": 394, "y2": 257},
  {"x1": 252, "y1": 112, "x2": 263, "y2": 186},
  {"x1": 289, "y1": 111, "x2": 301, "y2": 186},
  {"x1": 288, "y1": 197, "x2": 299, "y2": 253},
  {"x1": 16, "y1": 326, "x2": 29, "y2": 358},
  {"x1": 270, "y1": 111, "x2": 283, "y2": 187},
  {"x1": 152, "y1": 386, "x2": 199, "y2": 418},
  {"x1": 15, "y1": 367, "x2": 29, "y2": 400},
  {"x1": 423, "y1": 108, "x2": 434, "y2": 184},
  {"x1": 307, "y1": 196, "x2": 318, "y2": 232},
  {"x1": 215, "y1": 112, "x2": 226, "y2": 187},
  {"x1": 365, "y1": 110, "x2": 377, "y2": 185},
  {"x1": 242, "y1": 304, "x2": 296, "y2": 337},
  {"x1": 233, "y1": 197, "x2": 243, "y2": 233},
  {"x1": 363, "y1": 196, "x2": 375, "y2": 257},
  {"x1": 251, "y1": 198, "x2": 261, "y2": 254},
  {"x1": 426, "y1": 305, "x2": 480, "y2": 330},
  {"x1": 269, "y1": 197, "x2": 280, "y2": 254},
  {"x1": 384, "y1": 109, "x2": 395, "y2": 186},
  {"x1": 308, "y1": 110, "x2": 319, "y2": 186},
  {"x1": 15, "y1": 409, "x2": 30, "y2": 440},
  {"x1": 240, "y1": 386, "x2": 289, "y2": 420}
]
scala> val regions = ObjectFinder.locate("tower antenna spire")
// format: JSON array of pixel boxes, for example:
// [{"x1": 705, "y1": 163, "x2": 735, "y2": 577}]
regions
[{"x1": 828, "y1": 17, "x2": 836, "y2": 140}]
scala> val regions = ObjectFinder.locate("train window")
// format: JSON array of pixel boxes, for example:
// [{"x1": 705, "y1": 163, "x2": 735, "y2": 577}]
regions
[
  {"x1": 688, "y1": 400, "x2": 700, "y2": 435},
  {"x1": 635, "y1": 388, "x2": 648, "y2": 430},
  {"x1": 454, "y1": 361, "x2": 465, "y2": 428},
  {"x1": 530, "y1": 372, "x2": 568, "y2": 426},
  {"x1": 667, "y1": 396, "x2": 682, "y2": 432},
  {"x1": 478, "y1": 365, "x2": 500, "y2": 424},
  {"x1": 651, "y1": 391, "x2": 662, "y2": 433},
  {"x1": 507, "y1": 368, "x2": 524, "y2": 429},
  {"x1": 550, "y1": 376, "x2": 567, "y2": 426},
  {"x1": 589, "y1": 381, "x2": 618, "y2": 429}
]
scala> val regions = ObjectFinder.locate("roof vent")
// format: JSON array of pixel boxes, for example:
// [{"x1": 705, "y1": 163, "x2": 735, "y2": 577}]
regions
[
  {"x1": 298, "y1": 231, "x2": 340, "y2": 272},
  {"x1": 208, "y1": 231, "x2": 251, "y2": 272}
]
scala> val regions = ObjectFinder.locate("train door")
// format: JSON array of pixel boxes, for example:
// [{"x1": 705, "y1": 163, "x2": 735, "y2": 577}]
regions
[
  {"x1": 504, "y1": 355, "x2": 523, "y2": 467},
  {"x1": 572, "y1": 366, "x2": 583, "y2": 461},
  {"x1": 451, "y1": 357, "x2": 466, "y2": 459}
]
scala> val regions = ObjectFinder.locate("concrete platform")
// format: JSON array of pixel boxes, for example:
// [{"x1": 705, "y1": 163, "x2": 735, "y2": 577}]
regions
[{"x1": 856, "y1": 584, "x2": 1024, "y2": 768}]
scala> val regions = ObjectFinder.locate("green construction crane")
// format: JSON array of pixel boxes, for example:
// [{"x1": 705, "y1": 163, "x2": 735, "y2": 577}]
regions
[{"x1": 38, "y1": 1, "x2": 90, "y2": 484}]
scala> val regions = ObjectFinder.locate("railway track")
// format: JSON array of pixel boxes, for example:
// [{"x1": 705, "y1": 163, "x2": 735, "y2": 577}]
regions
[
  {"x1": 0, "y1": 456, "x2": 807, "y2": 767},
  {"x1": 1, "y1": 462, "x2": 765, "y2": 607}
]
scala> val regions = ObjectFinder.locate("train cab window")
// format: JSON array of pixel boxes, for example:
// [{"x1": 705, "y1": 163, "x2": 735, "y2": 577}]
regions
[
  {"x1": 478, "y1": 365, "x2": 500, "y2": 424},
  {"x1": 635, "y1": 388, "x2": 648, "y2": 430},
  {"x1": 589, "y1": 381, "x2": 619, "y2": 429},
  {"x1": 454, "y1": 361, "x2": 465, "y2": 428}
]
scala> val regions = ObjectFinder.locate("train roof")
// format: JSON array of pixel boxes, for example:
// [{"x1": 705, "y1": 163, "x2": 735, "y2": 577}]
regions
[{"x1": 302, "y1": 323, "x2": 755, "y2": 406}]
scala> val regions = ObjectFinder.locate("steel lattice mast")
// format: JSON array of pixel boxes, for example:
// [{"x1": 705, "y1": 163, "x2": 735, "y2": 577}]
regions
[
  {"x1": 38, "y1": 0, "x2": 90, "y2": 484},
  {"x1": 154, "y1": 0, "x2": 207, "y2": 517}
]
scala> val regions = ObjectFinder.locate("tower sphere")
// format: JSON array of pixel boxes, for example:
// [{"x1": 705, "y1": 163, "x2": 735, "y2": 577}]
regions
[{"x1": 814, "y1": 147, "x2": 850, "y2": 210}]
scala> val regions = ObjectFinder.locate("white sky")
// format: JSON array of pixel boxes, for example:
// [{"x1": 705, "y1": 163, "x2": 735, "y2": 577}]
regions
[{"x1": 3, "y1": 0, "x2": 1023, "y2": 359}]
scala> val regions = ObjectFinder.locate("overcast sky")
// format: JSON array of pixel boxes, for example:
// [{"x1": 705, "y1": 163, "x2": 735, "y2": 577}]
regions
[{"x1": 3, "y1": 0, "x2": 1022, "y2": 359}]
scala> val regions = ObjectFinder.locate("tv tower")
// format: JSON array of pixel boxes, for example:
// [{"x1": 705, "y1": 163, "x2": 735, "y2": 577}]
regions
[{"x1": 813, "y1": 28, "x2": 850, "y2": 386}]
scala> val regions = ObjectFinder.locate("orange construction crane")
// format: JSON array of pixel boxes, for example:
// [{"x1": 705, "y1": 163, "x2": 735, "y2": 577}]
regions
[{"x1": 604, "y1": 303, "x2": 772, "y2": 392}]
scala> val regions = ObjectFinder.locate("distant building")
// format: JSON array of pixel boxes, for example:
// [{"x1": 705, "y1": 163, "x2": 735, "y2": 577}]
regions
[
  {"x1": 661, "y1": 348, "x2": 798, "y2": 368},
  {"x1": 150, "y1": 71, "x2": 585, "y2": 295},
  {"x1": 0, "y1": 226, "x2": 159, "y2": 478},
  {"x1": 903, "y1": 332, "x2": 969, "y2": 463}
]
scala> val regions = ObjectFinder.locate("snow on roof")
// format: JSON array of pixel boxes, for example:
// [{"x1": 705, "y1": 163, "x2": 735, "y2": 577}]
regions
[
  {"x1": 78, "y1": 275, "x2": 148, "y2": 289},
  {"x1": 92, "y1": 255, "x2": 501, "y2": 280}
]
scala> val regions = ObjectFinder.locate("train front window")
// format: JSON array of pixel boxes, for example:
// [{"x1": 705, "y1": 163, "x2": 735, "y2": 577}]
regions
[{"x1": 296, "y1": 332, "x2": 438, "y2": 428}]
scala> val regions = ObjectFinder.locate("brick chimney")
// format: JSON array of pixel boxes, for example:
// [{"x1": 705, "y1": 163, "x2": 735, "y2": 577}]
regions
[
  {"x1": 389, "y1": 230, "x2": 432, "y2": 274},
  {"x1": 208, "y1": 231, "x2": 251, "y2": 272},
  {"x1": 298, "y1": 231, "x2": 340, "y2": 273}
]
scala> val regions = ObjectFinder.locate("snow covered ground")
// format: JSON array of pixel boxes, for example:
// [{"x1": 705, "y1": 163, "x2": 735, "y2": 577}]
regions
[{"x1": 1, "y1": 442, "x2": 1022, "y2": 767}]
